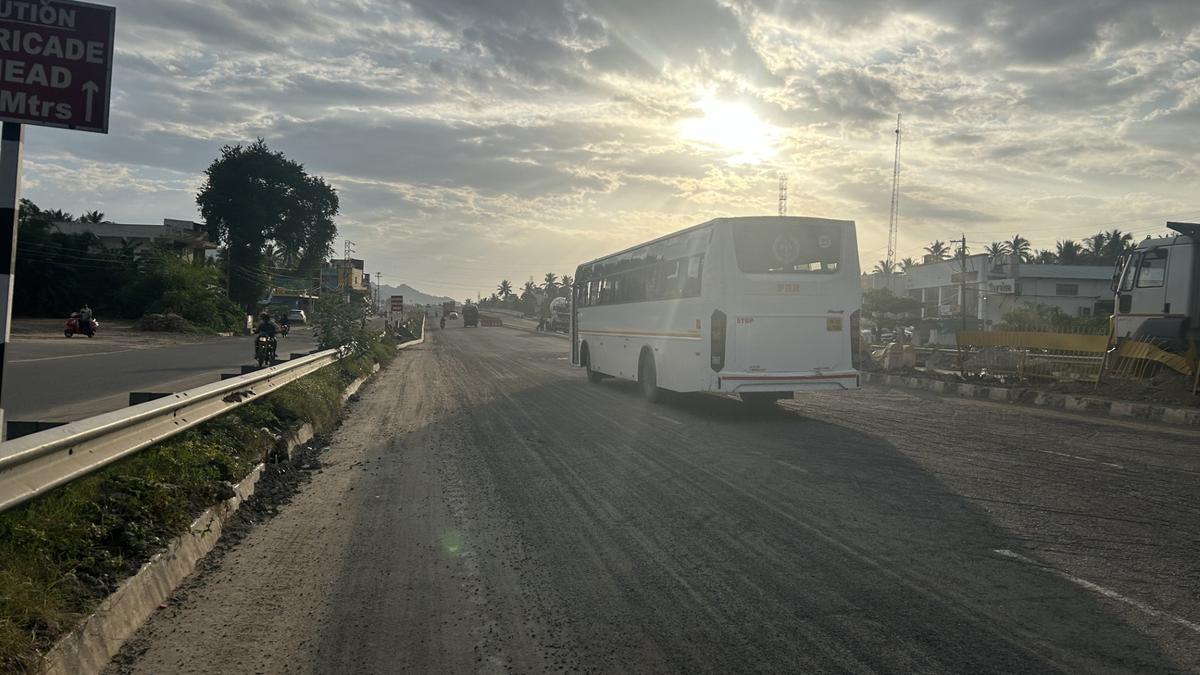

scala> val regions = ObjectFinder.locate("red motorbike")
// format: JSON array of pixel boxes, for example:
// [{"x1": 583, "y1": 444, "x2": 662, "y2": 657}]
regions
[{"x1": 65, "y1": 314, "x2": 98, "y2": 338}]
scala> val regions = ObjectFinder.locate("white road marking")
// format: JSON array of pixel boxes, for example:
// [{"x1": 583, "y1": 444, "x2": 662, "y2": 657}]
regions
[
  {"x1": 993, "y1": 549, "x2": 1200, "y2": 634},
  {"x1": 773, "y1": 459, "x2": 809, "y2": 473},
  {"x1": 1034, "y1": 449, "x2": 1123, "y2": 470},
  {"x1": 9, "y1": 348, "x2": 137, "y2": 363}
]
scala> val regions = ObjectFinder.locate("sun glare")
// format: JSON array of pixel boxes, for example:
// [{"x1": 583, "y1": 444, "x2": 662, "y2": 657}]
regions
[{"x1": 679, "y1": 96, "x2": 778, "y2": 164}]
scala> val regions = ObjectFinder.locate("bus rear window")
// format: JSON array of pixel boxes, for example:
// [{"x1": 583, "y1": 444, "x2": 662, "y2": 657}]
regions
[{"x1": 733, "y1": 221, "x2": 841, "y2": 274}]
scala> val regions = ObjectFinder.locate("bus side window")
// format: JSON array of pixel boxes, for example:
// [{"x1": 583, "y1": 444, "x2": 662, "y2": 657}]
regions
[
  {"x1": 684, "y1": 255, "x2": 703, "y2": 297},
  {"x1": 1135, "y1": 248, "x2": 1168, "y2": 288}
]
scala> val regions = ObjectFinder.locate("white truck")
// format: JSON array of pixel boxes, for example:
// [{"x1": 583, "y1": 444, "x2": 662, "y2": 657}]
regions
[
  {"x1": 549, "y1": 296, "x2": 571, "y2": 333},
  {"x1": 1111, "y1": 221, "x2": 1200, "y2": 352}
]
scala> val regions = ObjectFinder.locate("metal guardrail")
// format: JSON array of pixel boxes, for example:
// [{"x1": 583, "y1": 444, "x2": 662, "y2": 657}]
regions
[{"x1": 0, "y1": 327, "x2": 424, "y2": 514}]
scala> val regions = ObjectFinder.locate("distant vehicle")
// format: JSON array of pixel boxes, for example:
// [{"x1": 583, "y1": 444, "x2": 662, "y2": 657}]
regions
[
  {"x1": 450, "y1": 311, "x2": 459, "y2": 320},
  {"x1": 64, "y1": 313, "x2": 98, "y2": 338},
  {"x1": 571, "y1": 216, "x2": 862, "y2": 405},
  {"x1": 442, "y1": 301, "x2": 456, "y2": 319},
  {"x1": 254, "y1": 334, "x2": 276, "y2": 367},
  {"x1": 462, "y1": 304, "x2": 479, "y2": 327},
  {"x1": 287, "y1": 309, "x2": 307, "y2": 324},
  {"x1": 549, "y1": 296, "x2": 571, "y2": 333},
  {"x1": 1111, "y1": 221, "x2": 1200, "y2": 352}
]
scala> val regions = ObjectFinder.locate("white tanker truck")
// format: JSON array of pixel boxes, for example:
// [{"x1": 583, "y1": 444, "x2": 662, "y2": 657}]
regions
[{"x1": 1111, "y1": 221, "x2": 1200, "y2": 352}]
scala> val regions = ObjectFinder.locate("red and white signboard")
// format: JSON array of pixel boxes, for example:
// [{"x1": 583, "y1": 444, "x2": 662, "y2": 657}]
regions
[
  {"x1": 0, "y1": 0, "x2": 115, "y2": 133},
  {"x1": 389, "y1": 295, "x2": 404, "y2": 312}
]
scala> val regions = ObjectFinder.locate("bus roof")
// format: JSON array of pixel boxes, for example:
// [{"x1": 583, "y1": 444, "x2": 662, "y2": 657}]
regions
[{"x1": 574, "y1": 216, "x2": 855, "y2": 271}]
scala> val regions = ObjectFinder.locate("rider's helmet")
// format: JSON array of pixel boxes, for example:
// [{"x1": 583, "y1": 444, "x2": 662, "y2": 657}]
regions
[{"x1": 260, "y1": 312, "x2": 270, "y2": 321}]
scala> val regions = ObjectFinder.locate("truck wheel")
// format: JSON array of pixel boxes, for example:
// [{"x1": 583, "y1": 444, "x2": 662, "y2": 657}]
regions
[
  {"x1": 639, "y1": 352, "x2": 662, "y2": 403},
  {"x1": 582, "y1": 345, "x2": 603, "y2": 383}
]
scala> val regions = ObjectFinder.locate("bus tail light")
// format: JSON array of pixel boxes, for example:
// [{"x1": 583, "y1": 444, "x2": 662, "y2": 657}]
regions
[
  {"x1": 710, "y1": 310, "x2": 726, "y2": 372},
  {"x1": 850, "y1": 309, "x2": 862, "y2": 370}
]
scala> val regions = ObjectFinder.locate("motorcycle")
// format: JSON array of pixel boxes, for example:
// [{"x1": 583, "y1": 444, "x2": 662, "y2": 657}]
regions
[
  {"x1": 255, "y1": 334, "x2": 277, "y2": 367},
  {"x1": 64, "y1": 314, "x2": 98, "y2": 338},
  {"x1": 279, "y1": 322, "x2": 290, "y2": 337},
  {"x1": 439, "y1": 316, "x2": 446, "y2": 329}
]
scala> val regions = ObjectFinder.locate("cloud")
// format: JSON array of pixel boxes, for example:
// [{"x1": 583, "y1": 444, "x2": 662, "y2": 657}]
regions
[{"x1": 16, "y1": 0, "x2": 1200, "y2": 297}]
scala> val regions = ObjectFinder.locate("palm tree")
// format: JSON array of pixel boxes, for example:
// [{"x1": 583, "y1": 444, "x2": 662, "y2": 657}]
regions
[
  {"x1": 1101, "y1": 228, "x2": 1133, "y2": 263},
  {"x1": 79, "y1": 210, "x2": 105, "y2": 223},
  {"x1": 1032, "y1": 249, "x2": 1056, "y2": 264},
  {"x1": 924, "y1": 240, "x2": 950, "y2": 260},
  {"x1": 900, "y1": 257, "x2": 917, "y2": 273},
  {"x1": 497, "y1": 279, "x2": 513, "y2": 298},
  {"x1": 542, "y1": 272, "x2": 558, "y2": 295},
  {"x1": 872, "y1": 259, "x2": 896, "y2": 275},
  {"x1": 559, "y1": 274, "x2": 573, "y2": 298},
  {"x1": 984, "y1": 241, "x2": 1006, "y2": 258},
  {"x1": 1005, "y1": 234, "x2": 1032, "y2": 262},
  {"x1": 1083, "y1": 232, "x2": 1107, "y2": 262},
  {"x1": 521, "y1": 280, "x2": 538, "y2": 300},
  {"x1": 1056, "y1": 239, "x2": 1083, "y2": 265}
]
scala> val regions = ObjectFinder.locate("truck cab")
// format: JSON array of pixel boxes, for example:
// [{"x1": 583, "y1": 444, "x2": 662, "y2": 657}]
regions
[{"x1": 1111, "y1": 222, "x2": 1200, "y2": 352}]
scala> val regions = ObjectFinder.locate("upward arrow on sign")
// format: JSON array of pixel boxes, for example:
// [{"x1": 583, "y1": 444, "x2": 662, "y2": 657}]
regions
[{"x1": 82, "y1": 82, "x2": 99, "y2": 123}]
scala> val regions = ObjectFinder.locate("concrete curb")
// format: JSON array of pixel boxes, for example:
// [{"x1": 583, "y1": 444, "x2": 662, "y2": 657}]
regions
[
  {"x1": 38, "y1": 364, "x2": 384, "y2": 675},
  {"x1": 861, "y1": 371, "x2": 1200, "y2": 427}
]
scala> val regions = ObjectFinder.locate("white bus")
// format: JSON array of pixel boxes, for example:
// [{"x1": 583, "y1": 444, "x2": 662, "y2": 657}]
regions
[{"x1": 571, "y1": 216, "x2": 862, "y2": 405}]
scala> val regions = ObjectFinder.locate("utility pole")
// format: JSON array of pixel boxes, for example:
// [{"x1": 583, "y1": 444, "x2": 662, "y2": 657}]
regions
[
  {"x1": 375, "y1": 271, "x2": 383, "y2": 314},
  {"x1": 952, "y1": 233, "x2": 968, "y2": 332},
  {"x1": 0, "y1": 122, "x2": 23, "y2": 440},
  {"x1": 777, "y1": 173, "x2": 788, "y2": 217},
  {"x1": 886, "y1": 113, "x2": 902, "y2": 270}
]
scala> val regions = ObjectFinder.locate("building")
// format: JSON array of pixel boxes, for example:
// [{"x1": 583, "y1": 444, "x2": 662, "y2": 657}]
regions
[
  {"x1": 321, "y1": 258, "x2": 367, "y2": 293},
  {"x1": 863, "y1": 254, "x2": 1115, "y2": 340},
  {"x1": 52, "y1": 218, "x2": 214, "y2": 263}
]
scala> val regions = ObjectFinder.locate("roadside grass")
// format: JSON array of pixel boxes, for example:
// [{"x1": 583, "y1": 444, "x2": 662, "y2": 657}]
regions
[{"x1": 0, "y1": 336, "x2": 398, "y2": 672}]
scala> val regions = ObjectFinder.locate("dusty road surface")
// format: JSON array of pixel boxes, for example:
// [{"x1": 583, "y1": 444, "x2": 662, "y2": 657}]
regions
[{"x1": 108, "y1": 323, "x2": 1200, "y2": 674}]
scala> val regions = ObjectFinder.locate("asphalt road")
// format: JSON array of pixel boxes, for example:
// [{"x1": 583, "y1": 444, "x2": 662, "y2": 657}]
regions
[
  {"x1": 109, "y1": 322, "x2": 1200, "y2": 673},
  {"x1": 3, "y1": 327, "x2": 318, "y2": 422}
]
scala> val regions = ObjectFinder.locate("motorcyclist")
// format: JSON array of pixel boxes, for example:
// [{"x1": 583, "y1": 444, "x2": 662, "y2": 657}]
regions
[
  {"x1": 78, "y1": 304, "x2": 94, "y2": 336},
  {"x1": 278, "y1": 312, "x2": 290, "y2": 335},
  {"x1": 255, "y1": 312, "x2": 278, "y2": 359}
]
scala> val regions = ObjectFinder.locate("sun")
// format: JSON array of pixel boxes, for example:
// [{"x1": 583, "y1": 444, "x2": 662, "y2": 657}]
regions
[{"x1": 678, "y1": 95, "x2": 779, "y2": 164}]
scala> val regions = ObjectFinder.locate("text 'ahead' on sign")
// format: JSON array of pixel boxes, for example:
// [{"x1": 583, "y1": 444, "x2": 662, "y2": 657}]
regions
[{"x1": 0, "y1": 0, "x2": 115, "y2": 133}]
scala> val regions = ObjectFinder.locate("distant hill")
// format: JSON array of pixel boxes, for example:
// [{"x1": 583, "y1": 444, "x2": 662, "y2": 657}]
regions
[{"x1": 377, "y1": 284, "x2": 456, "y2": 307}]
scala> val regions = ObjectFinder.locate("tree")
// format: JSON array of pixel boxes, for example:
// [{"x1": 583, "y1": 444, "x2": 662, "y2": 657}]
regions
[
  {"x1": 560, "y1": 274, "x2": 573, "y2": 295},
  {"x1": 542, "y1": 272, "x2": 558, "y2": 295},
  {"x1": 1101, "y1": 228, "x2": 1133, "y2": 263},
  {"x1": 899, "y1": 257, "x2": 917, "y2": 273},
  {"x1": 1005, "y1": 234, "x2": 1032, "y2": 262},
  {"x1": 862, "y1": 288, "x2": 923, "y2": 337},
  {"x1": 497, "y1": 279, "x2": 513, "y2": 298},
  {"x1": 924, "y1": 240, "x2": 950, "y2": 260},
  {"x1": 1056, "y1": 239, "x2": 1083, "y2": 265},
  {"x1": 1031, "y1": 249, "x2": 1056, "y2": 264},
  {"x1": 984, "y1": 241, "x2": 1006, "y2": 258},
  {"x1": 872, "y1": 259, "x2": 896, "y2": 275},
  {"x1": 196, "y1": 139, "x2": 339, "y2": 311},
  {"x1": 1084, "y1": 232, "x2": 1107, "y2": 261},
  {"x1": 521, "y1": 280, "x2": 538, "y2": 300},
  {"x1": 79, "y1": 210, "x2": 105, "y2": 223}
]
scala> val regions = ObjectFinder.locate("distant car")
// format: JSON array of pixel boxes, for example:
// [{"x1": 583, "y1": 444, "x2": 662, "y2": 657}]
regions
[
  {"x1": 450, "y1": 311, "x2": 459, "y2": 320},
  {"x1": 287, "y1": 309, "x2": 307, "y2": 324}
]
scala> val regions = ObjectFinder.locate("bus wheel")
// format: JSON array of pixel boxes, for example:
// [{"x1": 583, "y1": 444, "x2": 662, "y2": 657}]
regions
[
  {"x1": 639, "y1": 352, "x2": 662, "y2": 403},
  {"x1": 582, "y1": 344, "x2": 604, "y2": 383}
]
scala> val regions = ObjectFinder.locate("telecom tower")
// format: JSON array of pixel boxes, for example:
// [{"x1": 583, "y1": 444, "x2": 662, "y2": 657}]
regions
[
  {"x1": 886, "y1": 114, "x2": 902, "y2": 270},
  {"x1": 778, "y1": 174, "x2": 788, "y2": 217}
]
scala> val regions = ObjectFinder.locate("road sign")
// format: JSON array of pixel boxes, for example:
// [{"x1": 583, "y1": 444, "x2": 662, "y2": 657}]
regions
[
  {"x1": 390, "y1": 295, "x2": 404, "y2": 312},
  {"x1": 0, "y1": 0, "x2": 116, "y2": 133}
]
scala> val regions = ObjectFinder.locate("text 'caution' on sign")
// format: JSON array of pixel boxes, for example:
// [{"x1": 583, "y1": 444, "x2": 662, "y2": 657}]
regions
[{"x1": 0, "y1": 0, "x2": 115, "y2": 133}]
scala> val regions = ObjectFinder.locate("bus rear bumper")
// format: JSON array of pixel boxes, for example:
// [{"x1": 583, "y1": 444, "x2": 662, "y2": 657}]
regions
[{"x1": 718, "y1": 371, "x2": 860, "y2": 393}]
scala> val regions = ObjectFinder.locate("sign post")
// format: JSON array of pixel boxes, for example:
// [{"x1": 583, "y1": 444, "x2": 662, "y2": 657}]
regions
[{"x1": 0, "y1": 0, "x2": 115, "y2": 438}]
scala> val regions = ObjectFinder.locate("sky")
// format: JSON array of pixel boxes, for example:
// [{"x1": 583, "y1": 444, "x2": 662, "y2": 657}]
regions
[{"x1": 19, "y1": 0, "x2": 1200, "y2": 299}]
